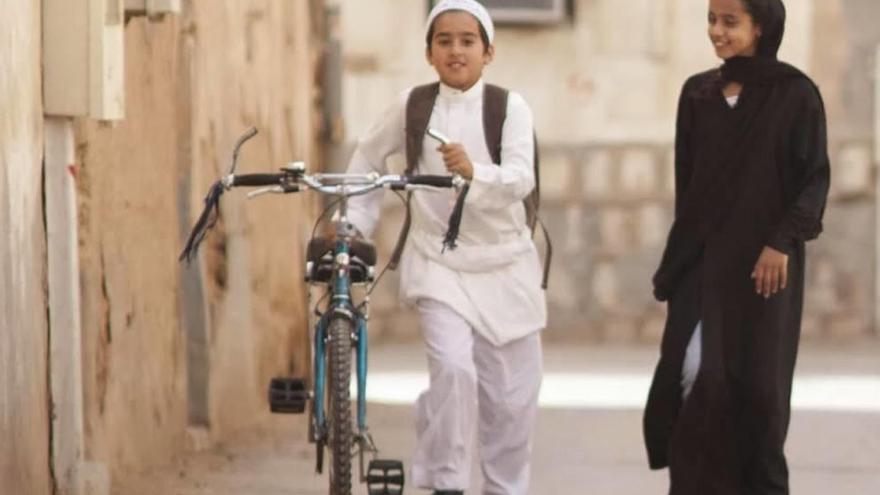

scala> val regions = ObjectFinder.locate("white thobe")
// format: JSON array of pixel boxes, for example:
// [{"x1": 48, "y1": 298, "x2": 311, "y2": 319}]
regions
[
  {"x1": 344, "y1": 79, "x2": 545, "y2": 494},
  {"x1": 345, "y1": 79, "x2": 547, "y2": 346}
]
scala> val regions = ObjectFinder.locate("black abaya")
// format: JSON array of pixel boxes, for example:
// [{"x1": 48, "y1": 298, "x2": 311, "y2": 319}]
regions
[{"x1": 642, "y1": 2, "x2": 831, "y2": 494}]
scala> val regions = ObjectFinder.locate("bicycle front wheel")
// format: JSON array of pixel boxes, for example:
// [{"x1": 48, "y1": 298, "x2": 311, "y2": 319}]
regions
[{"x1": 327, "y1": 316, "x2": 354, "y2": 495}]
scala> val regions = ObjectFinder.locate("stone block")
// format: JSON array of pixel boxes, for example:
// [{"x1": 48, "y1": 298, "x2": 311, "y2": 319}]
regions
[
  {"x1": 827, "y1": 314, "x2": 869, "y2": 340},
  {"x1": 639, "y1": 315, "x2": 667, "y2": 343},
  {"x1": 619, "y1": 148, "x2": 658, "y2": 196},
  {"x1": 546, "y1": 253, "x2": 580, "y2": 311},
  {"x1": 805, "y1": 258, "x2": 839, "y2": 312},
  {"x1": 592, "y1": 262, "x2": 619, "y2": 311},
  {"x1": 663, "y1": 148, "x2": 676, "y2": 196},
  {"x1": 831, "y1": 144, "x2": 872, "y2": 197},
  {"x1": 635, "y1": 204, "x2": 670, "y2": 248},
  {"x1": 799, "y1": 315, "x2": 824, "y2": 340},
  {"x1": 539, "y1": 152, "x2": 573, "y2": 201},
  {"x1": 598, "y1": 207, "x2": 630, "y2": 252},
  {"x1": 602, "y1": 317, "x2": 639, "y2": 343},
  {"x1": 581, "y1": 149, "x2": 613, "y2": 200},
  {"x1": 562, "y1": 205, "x2": 586, "y2": 253}
]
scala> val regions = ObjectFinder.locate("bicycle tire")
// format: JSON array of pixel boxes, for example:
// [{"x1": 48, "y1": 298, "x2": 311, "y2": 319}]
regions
[{"x1": 327, "y1": 316, "x2": 354, "y2": 495}]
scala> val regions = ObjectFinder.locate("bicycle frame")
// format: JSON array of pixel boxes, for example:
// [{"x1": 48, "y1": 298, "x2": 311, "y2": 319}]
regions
[
  {"x1": 310, "y1": 195, "x2": 375, "y2": 476},
  {"x1": 179, "y1": 128, "x2": 460, "y2": 493}
]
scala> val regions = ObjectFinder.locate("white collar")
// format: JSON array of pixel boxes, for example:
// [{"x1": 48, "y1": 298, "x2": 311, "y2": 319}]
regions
[{"x1": 439, "y1": 79, "x2": 485, "y2": 101}]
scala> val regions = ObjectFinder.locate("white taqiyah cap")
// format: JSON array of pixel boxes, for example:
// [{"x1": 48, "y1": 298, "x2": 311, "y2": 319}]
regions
[{"x1": 426, "y1": 0, "x2": 495, "y2": 44}]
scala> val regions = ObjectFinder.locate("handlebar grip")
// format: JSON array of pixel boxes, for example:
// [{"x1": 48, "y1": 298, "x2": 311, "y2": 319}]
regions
[
  {"x1": 407, "y1": 175, "x2": 454, "y2": 188},
  {"x1": 232, "y1": 173, "x2": 286, "y2": 187}
]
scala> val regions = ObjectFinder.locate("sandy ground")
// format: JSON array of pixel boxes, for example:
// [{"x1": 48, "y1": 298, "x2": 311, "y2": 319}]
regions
[{"x1": 117, "y1": 343, "x2": 880, "y2": 494}]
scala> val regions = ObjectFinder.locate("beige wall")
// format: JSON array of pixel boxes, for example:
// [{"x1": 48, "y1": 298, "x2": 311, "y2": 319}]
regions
[
  {"x1": 336, "y1": 0, "x2": 880, "y2": 341},
  {"x1": 0, "y1": 1, "x2": 53, "y2": 494},
  {"x1": 338, "y1": 0, "x2": 813, "y2": 144},
  {"x1": 0, "y1": 1, "x2": 323, "y2": 492},
  {"x1": 72, "y1": 2, "x2": 321, "y2": 486}
]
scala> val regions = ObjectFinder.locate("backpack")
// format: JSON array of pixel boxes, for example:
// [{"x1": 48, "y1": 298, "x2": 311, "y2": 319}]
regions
[{"x1": 388, "y1": 82, "x2": 552, "y2": 289}]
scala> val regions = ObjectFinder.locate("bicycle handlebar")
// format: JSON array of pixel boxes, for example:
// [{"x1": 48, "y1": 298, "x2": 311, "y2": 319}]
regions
[
  {"x1": 403, "y1": 175, "x2": 454, "y2": 189},
  {"x1": 181, "y1": 156, "x2": 467, "y2": 264},
  {"x1": 231, "y1": 173, "x2": 288, "y2": 187},
  {"x1": 224, "y1": 169, "x2": 462, "y2": 198}
]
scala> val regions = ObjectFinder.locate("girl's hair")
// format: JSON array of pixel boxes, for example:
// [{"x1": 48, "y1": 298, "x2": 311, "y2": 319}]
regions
[
  {"x1": 425, "y1": 11, "x2": 491, "y2": 54},
  {"x1": 740, "y1": 0, "x2": 763, "y2": 27},
  {"x1": 737, "y1": 0, "x2": 787, "y2": 58}
]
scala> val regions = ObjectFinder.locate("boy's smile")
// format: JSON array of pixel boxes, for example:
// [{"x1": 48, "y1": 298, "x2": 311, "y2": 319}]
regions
[{"x1": 426, "y1": 11, "x2": 494, "y2": 91}]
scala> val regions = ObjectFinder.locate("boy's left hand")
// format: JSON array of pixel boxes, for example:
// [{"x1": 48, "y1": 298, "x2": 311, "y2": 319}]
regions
[{"x1": 438, "y1": 143, "x2": 474, "y2": 180}]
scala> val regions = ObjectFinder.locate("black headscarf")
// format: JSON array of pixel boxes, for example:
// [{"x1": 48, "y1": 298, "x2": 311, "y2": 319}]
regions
[{"x1": 720, "y1": 0, "x2": 801, "y2": 85}]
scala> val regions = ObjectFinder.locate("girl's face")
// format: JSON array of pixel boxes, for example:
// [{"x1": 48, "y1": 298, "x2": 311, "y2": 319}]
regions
[
  {"x1": 707, "y1": 0, "x2": 762, "y2": 59},
  {"x1": 426, "y1": 11, "x2": 494, "y2": 91}
]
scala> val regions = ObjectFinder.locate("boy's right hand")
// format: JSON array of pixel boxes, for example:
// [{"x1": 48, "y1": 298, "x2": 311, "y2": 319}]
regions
[{"x1": 438, "y1": 143, "x2": 474, "y2": 180}]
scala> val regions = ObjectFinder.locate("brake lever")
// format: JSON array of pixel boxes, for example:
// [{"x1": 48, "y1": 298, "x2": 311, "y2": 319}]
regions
[
  {"x1": 427, "y1": 128, "x2": 451, "y2": 146},
  {"x1": 227, "y1": 127, "x2": 259, "y2": 175},
  {"x1": 427, "y1": 128, "x2": 467, "y2": 190},
  {"x1": 247, "y1": 186, "x2": 284, "y2": 199}
]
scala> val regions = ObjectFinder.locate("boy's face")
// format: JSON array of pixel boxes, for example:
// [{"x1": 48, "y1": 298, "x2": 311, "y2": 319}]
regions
[{"x1": 426, "y1": 11, "x2": 494, "y2": 91}]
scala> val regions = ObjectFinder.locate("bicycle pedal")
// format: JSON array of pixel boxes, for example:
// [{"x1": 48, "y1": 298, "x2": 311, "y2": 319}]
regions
[
  {"x1": 366, "y1": 459, "x2": 404, "y2": 495},
  {"x1": 267, "y1": 377, "x2": 308, "y2": 414}
]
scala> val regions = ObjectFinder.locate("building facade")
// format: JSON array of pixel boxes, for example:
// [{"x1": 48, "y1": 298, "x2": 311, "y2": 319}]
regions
[
  {"x1": 1, "y1": 1, "x2": 325, "y2": 493},
  {"x1": 333, "y1": 0, "x2": 880, "y2": 342}
]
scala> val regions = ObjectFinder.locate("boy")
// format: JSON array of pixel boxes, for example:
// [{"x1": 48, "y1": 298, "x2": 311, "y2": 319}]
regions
[{"x1": 344, "y1": 1, "x2": 546, "y2": 493}]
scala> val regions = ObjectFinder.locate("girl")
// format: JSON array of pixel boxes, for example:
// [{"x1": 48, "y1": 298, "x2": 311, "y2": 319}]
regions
[{"x1": 643, "y1": 1, "x2": 830, "y2": 494}]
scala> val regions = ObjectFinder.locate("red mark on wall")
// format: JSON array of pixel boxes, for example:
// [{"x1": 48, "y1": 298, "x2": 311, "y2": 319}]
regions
[
  {"x1": 68, "y1": 164, "x2": 78, "y2": 179},
  {"x1": 567, "y1": 73, "x2": 596, "y2": 99}
]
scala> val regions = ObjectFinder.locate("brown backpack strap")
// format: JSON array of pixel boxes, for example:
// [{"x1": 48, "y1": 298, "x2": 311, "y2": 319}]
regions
[
  {"x1": 482, "y1": 84, "x2": 508, "y2": 165},
  {"x1": 404, "y1": 83, "x2": 440, "y2": 174},
  {"x1": 389, "y1": 83, "x2": 441, "y2": 270},
  {"x1": 485, "y1": 85, "x2": 549, "y2": 286},
  {"x1": 484, "y1": 85, "x2": 536, "y2": 228},
  {"x1": 387, "y1": 195, "x2": 411, "y2": 270}
]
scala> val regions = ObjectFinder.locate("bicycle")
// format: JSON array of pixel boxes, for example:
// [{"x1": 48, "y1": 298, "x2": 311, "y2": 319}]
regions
[{"x1": 180, "y1": 128, "x2": 465, "y2": 495}]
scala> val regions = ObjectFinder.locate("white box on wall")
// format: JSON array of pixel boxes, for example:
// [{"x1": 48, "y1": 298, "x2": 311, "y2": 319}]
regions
[
  {"x1": 429, "y1": 0, "x2": 568, "y2": 24},
  {"x1": 125, "y1": 0, "x2": 181, "y2": 16},
  {"x1": 482, "y1": 0, "x2": 566, "y2": 24},
  {"x1": 43, "y1": 0, "x2": 125, "y2": 120}
]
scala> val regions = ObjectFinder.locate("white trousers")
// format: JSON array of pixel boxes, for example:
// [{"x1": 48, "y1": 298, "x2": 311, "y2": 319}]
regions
[
  {"x1": 681, "y1": 321, "x2": 703, "y2": 400},
  {"x1": 412, "y1": 299, "x2": 543, "y2": 494}
]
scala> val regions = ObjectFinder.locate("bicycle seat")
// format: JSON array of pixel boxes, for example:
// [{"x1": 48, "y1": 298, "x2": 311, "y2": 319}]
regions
[{"x1": 306, "y1": 236, "x2": 376, "y2": 284}]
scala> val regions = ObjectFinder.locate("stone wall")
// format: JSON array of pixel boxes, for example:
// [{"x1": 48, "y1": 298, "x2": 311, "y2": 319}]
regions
[
  {"x1": 1, "y1": 2, "x2": 324, "y2": 492},
  {"x1": 364, "y1": 138, "x2": 876, "y2": 342},
  {"x1": 0, "y1": 1, "x2": 53, "y2": 493},
  {"x1": 71, "y1": 0, "x2": 322, "y2": 488},
  {"x1": 335, "y1": 0, "x2": 880, "y2": 342},
  {"x1": 0, "y1": 2, "x2": 53, "y2": 494}
]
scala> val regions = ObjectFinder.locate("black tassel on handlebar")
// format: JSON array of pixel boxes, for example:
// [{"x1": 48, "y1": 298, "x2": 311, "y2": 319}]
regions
[
  {"x1": 442, "y1": 184, "x2": 469, "y2": 252},
  {"x1": 179, "y1": 180, "x2": 226, "y2": 263}
]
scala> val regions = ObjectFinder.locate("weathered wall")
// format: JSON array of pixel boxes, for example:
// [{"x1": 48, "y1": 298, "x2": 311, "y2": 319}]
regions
[
  {"x1": 0, "y1": 1, "x2": 52, "y2": 494},
  {"x1": 335, "y1": 0, "x2": 880, "y2": 341},
  {"x1": 73, "y1": 1, "x2": 320, "y2": 487},
  {"x1": 75, "y1": 13, "x2": 190, "y2": 477}
]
